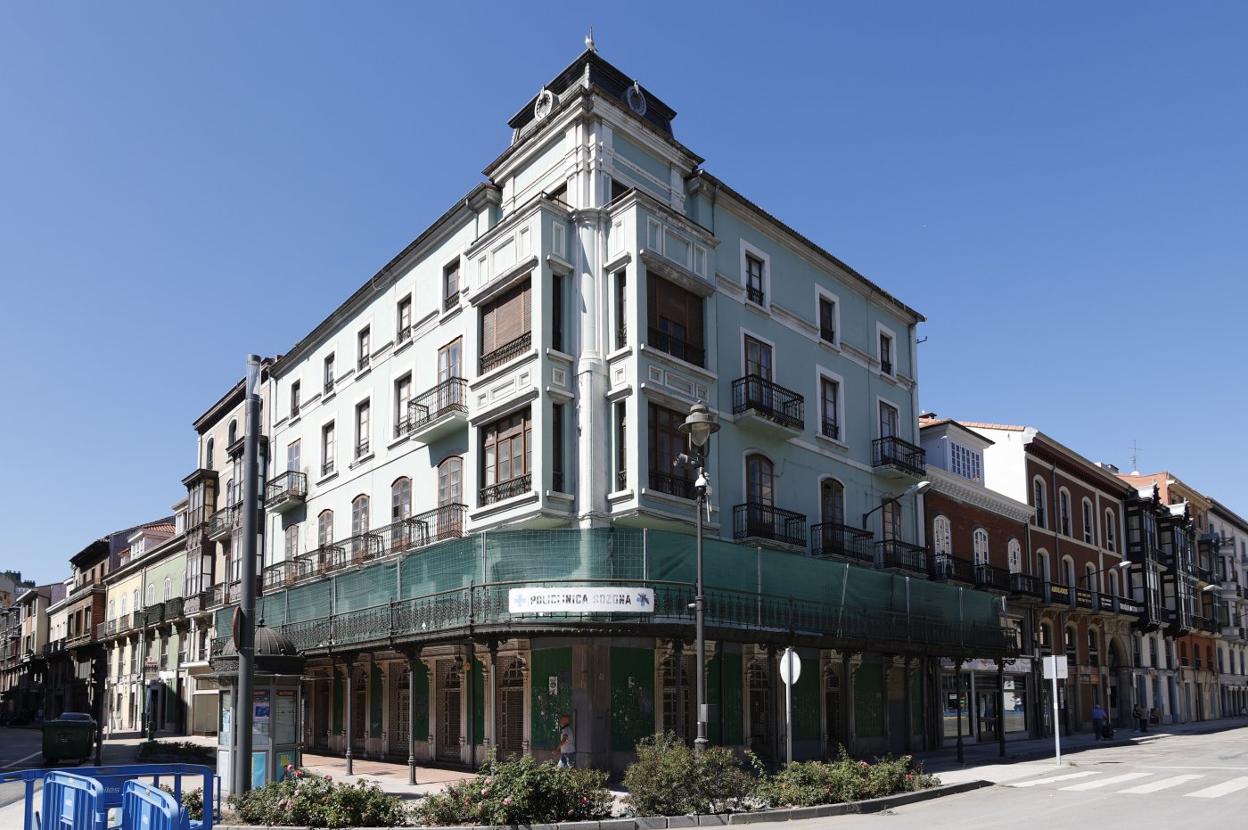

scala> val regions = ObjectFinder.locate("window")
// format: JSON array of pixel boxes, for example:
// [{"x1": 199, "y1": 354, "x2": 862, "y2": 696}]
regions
[
  {"x1": 438, "y1": 337, "x2": 463, "y2": 383},
  {"x1": 648, "y1": 403, "x2": 693, "y2": 499},
  {"x1": 552, "y1": 404, "x2": 566, "y2": 493},
  {"x1": 746, "y1": 453, "x2": 775, "y2": 506},
  {"x1": 132, "y1": 589, "x2": 139, "y2": 611},
  {"x1": 614, "y1": 270, "x2": 627, "y2": 350},
  {"x1": 951, "y1": 443, "x2": 982, "y2": 480},
  {"x1": 321, "y1": 422, "x2": 335, "y2": 476},
  {"x1": 552, "y1": 273, "x2": 564, "y2": 352},
  {"x1": 1105, "y1": 509, "x2": 1117, "y2": 552},
  {"x1": 1082, "y1": 498, "x2": 1095, "y2": 544},
  {"x1": 397, "y1": 296, "x2": 412, "y2": 342},
  {"x1": 351, "y1": 495, "x2": 369, "y2": 537},
  {"x1": 443, "y1": 260, "x2": 460, "y2": 311},
  {"x1": 1032, "y1": 477, "x2": 1048, "y2": 528},
  {"x1": 1059, "y1": 488, "x2": 1072, "y2": 536},
  {"x1": 933, "y1": 516, "x2": 952, "y2": 556},
  {"x1": 1085, "y1": 563, "x2": 1097, "y2": 592},
  {"x1": 878, "y1": 400, "x2": 899, "y2": 439},
  {"x1": 614, "y1": 401, "x2": 628, "y2": 491},
  {"x1": 1108, "y1": 568, "x2": 1120, "y2": 597},
  {"x1": 1007, "y1": 538, "x2": 1022, "y2": 573},
  {"x1": 317, "y1": 510, "x2": 334, "y2": 548},
  {"x1": 438, "y1": 456, "x2": 463, "y2": 506},
  {"x1": 820, "y1": 479, "x2": 845, "y2": 526},
  {"x1": 228, "y1": 419, "x2": 238, "y2": 445},
  {"x1": 146, "y1": 585, "x2": 155, "y2": 605},
  {"x1": 973, "y1": 528, "x2": 989, "y2": 565},
  {"x1": 481, "y1": 409, "x2": 532, "y2": 489},
  {"x1": 745, "y1": 253, "x2": 765, "y2": 305},
  {"x1": 285, "y1": 440, "x2": 301, "y2": 475},
  {"x1": 744, "y1": 334, "x2": 773, "y2": 381},
  {"x1": 1061, "y1": 555, "x2": 1076, "y2": 587},
  {"x1": 648, "y1": 274, "x2": 705, "y2": 366},
  {"x1": 358, "y1": 326, "x2": 371, "y2": 370},
  {"x1": 285, "y1": 524, "x2": 300, "y2": 560},
  {"x1": 355, "y1": 400, "x2": 370, "y2": 457},
  {"x1": 394, "y1": 374, "x2": 412, "y2": 437},
  {"x1": 391, "y1": 477, "x2": 411, "y2": 521},
  {"x1": 163, "y1": 577, "x2": 172, "y2": 601},
  {"x1": 882, "y1": 499, "x2": 902, "y2": 542},
  {"x1": 290, "y1": 381, "x2": 301, "y2": 418},
  {"x1": 879, "y1": 331, "x2": 894, "y2": 376},
  {"x1": 819, "y1": 376, "x2": 840, "y2": 440},
  {"x1": 610, "y1": 177, "x2": 628, "y2": 202},
  {"x1": 480, "y1": 280, "x2": 531, "y2": 372},
  {"x1": 205, "y1": 438, "x2": 214, "y2": 471},
  {"x1": 1064, "y1": 626, "x2": 1077, "y2": 660},
  {"x1": 1037, "y1": 549, "x2": 1051, "y2": 583},
  {"x1": 324, "y1": 354, "x2": 336, "y2": 393},
  {"x1": 818, "y1": 295, "x2": 836, "y2": 344}
]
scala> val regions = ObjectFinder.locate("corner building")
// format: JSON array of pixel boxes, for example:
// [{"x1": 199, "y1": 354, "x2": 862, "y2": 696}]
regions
[{"x1": 218, "y1": 48, "x2": 1014, "y2": 773}]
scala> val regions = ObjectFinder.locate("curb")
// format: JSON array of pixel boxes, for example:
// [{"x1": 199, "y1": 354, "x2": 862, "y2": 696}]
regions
[{"x1": 211, "y1": 780, "x2": 991, "y2": 830}]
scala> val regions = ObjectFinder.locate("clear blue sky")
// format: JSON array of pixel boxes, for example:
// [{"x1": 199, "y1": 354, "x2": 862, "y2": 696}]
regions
[{"x1": 2, "y1": 2, "x2": 1245, "y2": 585}]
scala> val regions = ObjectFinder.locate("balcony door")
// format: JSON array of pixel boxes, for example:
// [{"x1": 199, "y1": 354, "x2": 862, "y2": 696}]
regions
[
  {"x1": 820, "y1": 479, "x2": 845, "y2": 527},
  {"x1": 437, "y1": 456, "x2": 464, "y2": 539},
  {"x1": 744, "y1": 335, "x2": 772, "y2": 381},
  {"x1": 438, "y1": 338, "x2": 463, "y2": 411},
  {"x1": 881, "y1": 499, "x2": 901, "y2": 543},
  {"x1": 746, "y1": 453, "x2": 774, "y2": 537},
  {"x1": 879, "y1": 401, "x2": 899, "y2": 440}
]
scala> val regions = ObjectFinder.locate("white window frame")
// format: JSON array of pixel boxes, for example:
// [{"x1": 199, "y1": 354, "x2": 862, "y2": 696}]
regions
[
  {"x1": 875, "y1": 321, "x2": 898, "y2": 378},
  {"x1": 875, "y1": 394, "x2": 903, "y2": 441},
  {"x1": 1007, "y1": 538, "x2": 1022, "y2": 574},
  {"x1": 814, "y1": 286, "x2": 841, "y2": 348},
  {"x1": 932, "y1": 515, "x2": 952, "y2": 556},
  {"x1": 739, "y1": 239, "x2": 771, "y2": 310},
  {"x1": 973, "y1": 528, "x2": 990, "y2": 565},
  {"x1": 1058, "y1": 487, "x2": 1072, "y2": 537},
  {"x1": 1032, "y1": 475, "x2": 1049, "y2": 529},
  {"x1": 813, "y1": 364, "x2": 847, "y2": 445},
  {"x1": 1082, "y1": 498, "x2": 1096, "y2": 545},
  {"x1": 1104, "y1": 508, "x2": 1117, "y2": 552},
  {"x1": 740, "y1": 327, "x2": 777, "y2": 379}
]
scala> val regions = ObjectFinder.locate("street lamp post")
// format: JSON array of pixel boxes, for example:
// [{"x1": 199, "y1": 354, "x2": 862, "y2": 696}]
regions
[
  {"x1": 678, "y1": 401, "x2": 720, "y2": 754},
  {"x1": 861, "y1": 480, "x2": 931, "y2": 531}
]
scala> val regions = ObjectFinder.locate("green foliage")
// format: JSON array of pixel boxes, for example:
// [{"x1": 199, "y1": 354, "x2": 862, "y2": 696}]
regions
[
  {"x1": 135, "y1": 739, "x2": 214, "y2": 762},
  {"x1": 622, "y1": 733, "x2": 759, "y2": 816},
  {"x1": 755, "y1": 749, "x2": 938, "y2": 807},
  {"x1": 156, "y1": 786, "x2": 205, "y2": 822},
  {"x1": 415, "y1": 753, "x2": 613, "y2": 826},
  {"x1": 226, "y1": 769, "x2": 409, "y2": 828}
]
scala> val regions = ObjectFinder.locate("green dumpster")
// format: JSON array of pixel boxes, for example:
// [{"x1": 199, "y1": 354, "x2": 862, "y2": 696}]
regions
[{"x1": 42, "y1": 712, "x2": 96, "y2": 765}]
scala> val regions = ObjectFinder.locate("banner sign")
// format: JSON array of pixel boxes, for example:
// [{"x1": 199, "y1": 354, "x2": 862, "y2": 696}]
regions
[{"x1": 508, "y1": 587, "x2": 655, "y2": 614}]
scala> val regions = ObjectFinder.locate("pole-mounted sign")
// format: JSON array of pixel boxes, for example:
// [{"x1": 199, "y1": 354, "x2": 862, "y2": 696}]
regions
[
  {"x1": 1042, "y1": 654, "x2": 1068, "y2": 766},
  {"x1": 779, "y1": 648, "x2": 801, "y2": 765}
]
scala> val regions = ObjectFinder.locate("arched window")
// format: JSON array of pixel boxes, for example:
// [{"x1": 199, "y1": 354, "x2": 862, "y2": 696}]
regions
[
  {"x1": 120, "y1": 596, "x2": 127, "y2": 616},
  {"x1": 285, "y1": 524, "x2": 300, "y2": 560},
  {"x1": 1061, "y1": 555, "x2": 1076, "y2": 587},
  {"x1": 933, "y1": 516, "x2": 952, "y2": 556},
  {"x1": 205, "y1": 438, "x2": 215, "y2": 471},
  {"x1": 1104, "y1": 509, "x2": 1117, "y2": 552},
  {"x1": 225, "y1": 478, "x2": 236, "y2": 506},
  {"x1": 108, "y1": 600, "x2": 115, "y2": 620},
  {"x1": 163, "y1": 577, "x2": 172, "y2": 601},
  {"x1": 1108, "y1": 568, "x2": 1121, "y2": 597},
  {"x1": 1032, "y1": 477, "x2": 1048, "y2": 529},
  {"x1": 352, "y1": 495, "x2": 370, "y2": 536},
  {"x1": 391, "y1": 477, "x2": 411, "y2": 521},
  {"x1": 228, "y1": 419, "x2": 238, "y2": 445},
  {"x1": 972, "y1": 528, "x2": 990, "y2": 565},
  {"x1": 1064, "y1": 626, "x2": 1078, "y2": 659},
  {"x1": 1085, "y1": 563, "x2": 1097, "y2": 593},
  {"x1": 1081, "y1": 498, "x2": 1095, "y2": 545},
  {"x1": 146, "y1": 584, "x2": 155, "y2": 605},
  {"x1": 745, "y1": 453, "x2": 774, "y2": 506},
  {"x1": 1058, "y1": 488, "x2": 1072, "y2": 536},
  {"x1": 1039, "y1": 622, "x2": 1053, "y2": 653},
  {"x1": 317, "y1": 509, "x2": 334, "y2": 548},
  {"x1": 820, "y1": 478, "x2": 845, "y2": 527},
  {"x1": 1007, "y1": 538, "x2": 1022, "y2": 574},
  {"x1": 438, "y1": 456, "x2": 463, "y2": 506},
  {"x1": 1088, "y1": 629, "x2": 1100, "y2": 665},
  {"x1": 1037, "y1": 549, "x2": 1052, "y2": 583}
]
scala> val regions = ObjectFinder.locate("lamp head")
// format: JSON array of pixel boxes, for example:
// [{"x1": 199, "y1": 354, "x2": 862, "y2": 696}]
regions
[
  {"x1": 678, "y1": 400, "x2": 720, "y2": 449},
  {"x1": 907, "y1": 480, "x2": 932, "y2": 497}
]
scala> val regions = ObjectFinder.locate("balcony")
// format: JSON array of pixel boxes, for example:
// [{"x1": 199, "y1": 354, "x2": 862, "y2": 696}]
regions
[
  {"x1": 811, "y1": 522, "x2": 874, "y2": 564},
  {"x1": 1008, "y1": 572, "x2": 1043, "y2": 598},
  {"x1": 142, "y1": 602, "x2": 165, "y2": 627},
  {"x1": 731, "y1": 375, "x2": 804, "y2": 432},
  {"x1": 871, "y1": 436, "x2": 926, "y2": 479},
  {"x1": 375, "y1": 517, "x2": 430, "y2": 557},
  {"x1": 480, "y1": 332, "x2": 532, "y2": 374},
  {"x1": 207, "y1": 504, "x2": 240, "y2": 541},
  {"x1": 733, "y1": 503, "x2": 807, "y2": 548},
  {"x1": 647, "y1": 326, "x2": 705, "y2": 368},
  {"x1": 265, "y1": 470, "x2": 307, "y2": 513},
  {"x1": 1045, "y1": 582, "x2": 1072, "y2": 606},
  {"x1": 408, "y1": 377, "x2": 468, "y2": 442},
  {"x1": 1074, "y1": 588, "x2": 1097, "y2": 610},
  {"x1": 929, "y1": 554, "x2": 974, "y2": 583},
  {"x1": 648, "y1": 471, "x2": 696, "y2": 501},
  {"x1": 480, "y1": 474, "x2": 532, "y2": 506},
  {"x1": 183, "y1": 590, "x2": 213, "y2": 615},
  {"x1": 876, "y1": 539, "x2": 927, "y2": 574},
  {"x1": 164, "y1": 596, "x2": 184, "y2": 620},
  {"x1": 973, "y1": 562, "x2": 1011, "y2": 592},
  {"x1": 227, "y1": 577, "x2": 262, "y2": 605},
  {"x1": 295, "y1": 545, "x2": 348, "y2": 580}
]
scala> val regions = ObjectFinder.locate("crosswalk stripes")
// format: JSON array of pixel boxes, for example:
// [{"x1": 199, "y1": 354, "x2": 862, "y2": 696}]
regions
[
  {"x1": 1009, "y1": 771, "x2": 1099, "y2": 787},
  {"x1": 1061, "y1": 772, "x2": 1153, "y2": 791},
  {"x1": 1118, "y1": 774, "x2": 1204, "y2": 794},
  {"x1": 1184, "y1": 776, "x2": 1248, "y2": 799}
]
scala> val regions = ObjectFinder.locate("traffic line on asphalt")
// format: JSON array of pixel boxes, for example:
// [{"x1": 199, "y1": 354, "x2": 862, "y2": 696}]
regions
[
  {"x1": 1009, "y1": 771, "x2": 1100, "y2": 787},
  {"x1": 1061, "y1": 772, "x2": 1153, "y2": 791},
  {"x1": 0, "y1": 752, "x2": 41, "y2": 771},
  {"x1": 1118, "y1": 774, "x2": 1204, "y2": 794},
  {"x1": 1184, "y1": 776, "x2": 1248, "y2": 799}
]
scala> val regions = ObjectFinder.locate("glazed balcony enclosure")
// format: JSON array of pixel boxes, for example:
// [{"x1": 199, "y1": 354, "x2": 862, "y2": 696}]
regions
[{"x1": 213, "y1": 528, "x2": 1016, "y2": 662}]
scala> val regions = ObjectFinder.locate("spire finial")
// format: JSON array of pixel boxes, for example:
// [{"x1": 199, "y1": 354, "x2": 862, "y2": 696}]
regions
[{"x1": 585, "y1": 26, "x2": 597, "y2": 53}]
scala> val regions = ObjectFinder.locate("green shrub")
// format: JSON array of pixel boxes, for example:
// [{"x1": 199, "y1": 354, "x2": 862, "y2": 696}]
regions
[
  {"x1": 136, "y1": 740, "x2": 213, "y2": 762},
  {"x1": 156, "y1": 786, "x2": 205, "y2": 822},
  {"x1": 755, "y1": 750, "x2": 938, "y2": 807},
  {"x1": 227, "y1": 769, "x2": 409, "y2": 827},
  {"x1": 622, "y1": 733, "x2": 759, "y2": 816},
  {"x1": 415, "y1": 753, "x2": 613, "y2": 826}
]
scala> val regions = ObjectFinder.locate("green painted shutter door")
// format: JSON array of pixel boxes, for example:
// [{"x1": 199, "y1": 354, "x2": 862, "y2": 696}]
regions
[
  {"x1": 720, "y1": 651, "x2": 744, "y2": 746},
  {"x1": 707, "y1": 653, "x2": 722, "y2": 745},
  {"x1": 333, "y1": 671, "x2": 343, "y2": 735},
  {"x1": 412, "y1": 661, "x2": 429, "y2": 741},
  {"x1": 473, "y1": 656, "x2": 485, "y2": 745},
  {"x1": 910, "y1": 667, "x2": 924, "y2": 733},
  {"x1": 854, "y1": 663, "x2": 884, "y2": 738},
  {"x1": 793, "y1": 655, "x2": 821, "y2": 741},
  {"x1": 530, "y1": 647, "x2": 573, "y2": 751},
  {"x1": 610, "y1": 646, "x2": 655, "y2": 751},
  {"x1": 370, "y1": 664, "x2": 383, "y2": 738}
]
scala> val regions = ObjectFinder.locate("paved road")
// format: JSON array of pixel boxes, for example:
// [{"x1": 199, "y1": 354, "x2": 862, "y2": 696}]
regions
[{"x1": 789, "y1": 726, "x2": 1248, "y2": 829}]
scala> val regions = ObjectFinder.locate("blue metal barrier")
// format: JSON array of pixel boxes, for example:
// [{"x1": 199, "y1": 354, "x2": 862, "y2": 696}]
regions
[
  {"x1": 0, "y1": 763, "x2": 215, "y2": 830},
  {"x1": 121, "y1": 780, "x2": 181, "y2": 830},
  {"x1": 40, "y1": 772, "x2": 107, "y2": 830}
]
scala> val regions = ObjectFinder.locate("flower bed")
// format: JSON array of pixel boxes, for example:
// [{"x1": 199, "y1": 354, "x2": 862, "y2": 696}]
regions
[
  {"x1": 415, "y1": 754, "x2": 613, "y2": 826},
  {"x1": 227, "y1": 767, "x2": 410, "y2": 828}
]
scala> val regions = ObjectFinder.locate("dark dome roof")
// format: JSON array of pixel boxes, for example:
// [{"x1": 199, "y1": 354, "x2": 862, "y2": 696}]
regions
[{"x1": 221, "y1": 625, "x2": 299, "y2": 658}]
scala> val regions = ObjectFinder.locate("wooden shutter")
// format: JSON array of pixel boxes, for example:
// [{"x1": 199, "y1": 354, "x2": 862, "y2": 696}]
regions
[{"x1": 484, "y1": 280, "x2": 531, "y2": 352}]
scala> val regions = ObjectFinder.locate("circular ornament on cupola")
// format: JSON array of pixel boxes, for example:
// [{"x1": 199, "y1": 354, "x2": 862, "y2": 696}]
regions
[
  {"x1": 534, "y1": 88, "x2": 556, "y2": 121},
  {"x1": 626, "y1": 81, "x2": 647, "y2": 116}
]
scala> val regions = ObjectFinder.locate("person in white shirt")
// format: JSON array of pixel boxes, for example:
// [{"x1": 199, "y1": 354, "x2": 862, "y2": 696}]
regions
[{"x1": 557, "y1": 713, "x2": 575, "y2": 768}]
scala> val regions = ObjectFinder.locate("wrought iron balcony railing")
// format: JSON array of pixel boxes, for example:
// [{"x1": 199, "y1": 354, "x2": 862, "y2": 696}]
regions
[
  {"x1": 207, "y1": 504, "x2": 240, "y2": 540},
  {"x1": 733, "y1": 503, "x2": 807, "y2": 547},
  {"x1": 480, "y1": 474, "x2": 532, "y2": 506},
  {"x1": 731, "y1": 375, "x2": 804, "y2": 431},
  {"x1": 480, "y1": 332, "x2": 532, "y2": 374},
  {"x1": 811, "y1": 522, "x2": 874, "y2": 563},
  {"x1": 877, "y1": 539, "x2": 927, "y2": 573},
  {"x1": 408, "y1": 377, "x2": 467, "y2": 432},
  {"x1": 649, "y1": 471, "x2": 696, "y2": 500},
  {"x1": 647, "y1": 326, "x2": 705, "y2": 367},
  {"x1": 930, "y1": 554, "x2": 974, "y2": 582},
  {"x1": 265, "y1": 470, "x2": 307, "y2": 508},
  {"x1": 871, "y1": 436, "x2": 926, "y2": 477}
]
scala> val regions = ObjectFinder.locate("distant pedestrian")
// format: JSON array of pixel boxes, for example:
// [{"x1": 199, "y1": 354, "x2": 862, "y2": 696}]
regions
[
  {"x1": 1091, "y1": 703, "x2": 1106, "y2": 739},
  {"x1": 557, "y1": 714, "x2": 575, "y2": 768},
  {"x1": 1132, "y1": 704, "x2": 1145, "y2": 733}
]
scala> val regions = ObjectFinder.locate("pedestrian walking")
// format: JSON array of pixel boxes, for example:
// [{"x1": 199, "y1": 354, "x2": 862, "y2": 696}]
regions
[
  {"x1": 557, "y1": 713, "x2": 576, "y2": 768},
  {"x1": 1092, "y1": 703, "x2": 1106, "y2": 740}
]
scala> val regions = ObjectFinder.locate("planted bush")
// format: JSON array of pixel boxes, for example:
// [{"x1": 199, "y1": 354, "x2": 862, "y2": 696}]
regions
[
  {"x1": 227, "y1": 769, "x2": 409, "y2": 828},
  {"x1": 136, "y1": 739, "x2": 214, "y2": 763},
  {"x1": 156, "y1": 786, "x2": 205, "y2": 821},
  {"x1": 415, "y1": 753, "x2": 613, "y2": 826},
  {"x1": 622, "y1": 732, "x2": 758, "y2": 816},
  {"x1": 756, "y1": 751, "x2": 938, "y2": 807}
]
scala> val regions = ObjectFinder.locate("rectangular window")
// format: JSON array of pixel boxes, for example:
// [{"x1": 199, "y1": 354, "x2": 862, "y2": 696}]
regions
[
  {"x1": 614, "y1": 401, "x2": 628, "y2": 491},
  {"x1": 614, "y1": 270, "x2": 627, "y2": 350},
  {"x1": 951, "y1": 444, "x2": 982, "y2": 481},
  {"x1": 882, "y1": 500, "x2": 902, "y2": 542},
  {"x1": 321, "y1": 422, "x2": 335, "y2": 476},
  {"x1": 610, "y1": 177, "x2": 628, "y2": 203},
  {"x1": 480, "y1": 408, "x2": 532, "y2": 496},
  {"x1": 879, "y1": 401, "x2": 899, "y2": 439},
  {"x1": 879, "y1": 332, "x2": 894, "y2": 375},
  {"x1": 552, "y1": 274, "x2": 564, "y2": 352},
  {"x1": 355, "y1": 401, "x2": 370, "y2": 458},
  {"x1": 443, "y1": 260, "x2": 460, "y2": 311},
  {"x1": 648, "y1": 403, "x2": 694, "y2": 499},
  {"x1": 647, "y1": 274, "x2": 705, "y2": 366},
  {"x1": 290, "y1": 381, "x2": 301, "y2": 418},
  {"x1": 820, "y1": 377, "x2": 840, "y2": 440},
  {"x1": 358, "y1": 328, "x2": 371, "y2": 370},
  {"x1": 397, "y1": 296, "x2": 412, "y2": 343},
  {"x1": 744, "y1": 334, "x2": 773, "y2": 381},
  {"x1": 745, "y1": 253, "x2": 765, "y2": 305},
  {"x1": 287, "y1": 439, "x2": 301, "y2": 473},
  {"x1": 324, "y1": 354, "x2": 335, "y2": 393},
  {"x1": 480, "y1": 280, "x2": 531, "y2": 373},
  {"x1": 818, "y1": 296, "x2": 836, "y2": 343},
  {"x1": 394, "y1": 374, "x2": 412, "y2": 437},
  {"x1": 552, "y1": 404, "x2": 566, "y2": 493}
]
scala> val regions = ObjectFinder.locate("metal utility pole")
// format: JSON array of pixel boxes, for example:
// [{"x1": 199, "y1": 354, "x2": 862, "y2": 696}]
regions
[{"x1": 233, "y1": 355, "x2": 262, "y2": 796}]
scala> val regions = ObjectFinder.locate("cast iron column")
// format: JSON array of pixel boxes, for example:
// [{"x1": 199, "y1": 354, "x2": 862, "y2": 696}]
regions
[
  {"x1": 406, "y1": 648, "x2": 421, "y2": 785},
  {"x1": 233, "y1": 354, "x2": 262, "y2": 797},
  {"x1": 344, "y1": 657, "x2": 354, "y2": 776}
]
